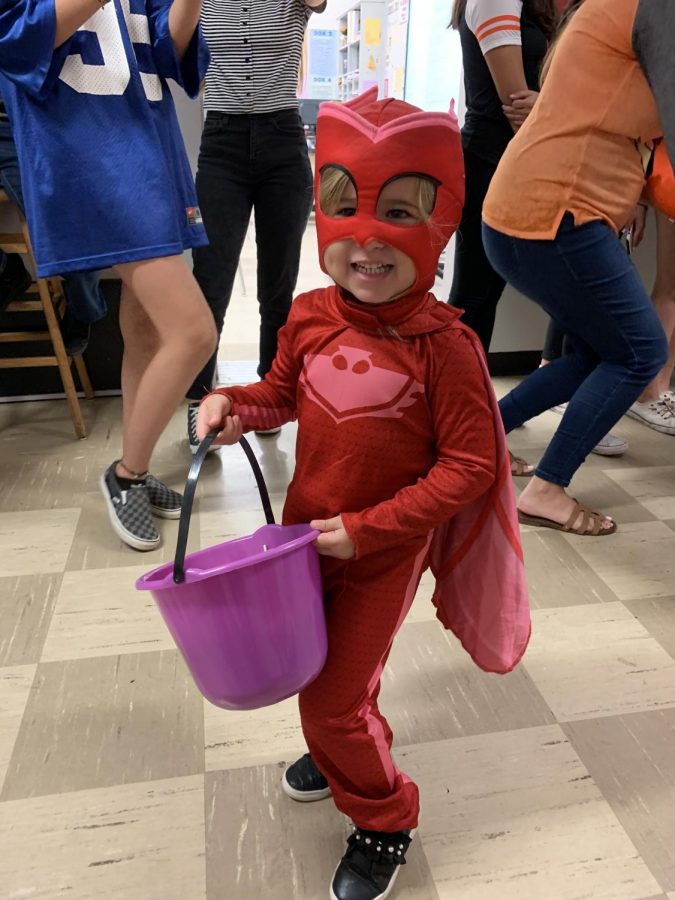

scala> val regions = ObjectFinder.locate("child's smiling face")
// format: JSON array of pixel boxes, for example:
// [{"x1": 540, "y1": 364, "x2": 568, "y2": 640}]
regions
[{"x1": 322, "y1": 176, "x2": 423, "y2": 306}]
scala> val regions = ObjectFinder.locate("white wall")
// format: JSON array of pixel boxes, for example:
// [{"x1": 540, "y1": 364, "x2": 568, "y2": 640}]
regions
[{"x1": 308, "y1": 0, "x2": 354, "y2": 32}]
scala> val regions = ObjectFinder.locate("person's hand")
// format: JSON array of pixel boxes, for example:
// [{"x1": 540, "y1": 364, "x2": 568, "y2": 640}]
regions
[
  {"x1": 623, "y1": 203, "x2": 648, "y2": 249},
  {"x1": 310, "y1": 516, "x2": 355, "y2": 559},
  {"x1": 196, "y1": 394, "x2": 243, "y2": 445},
  {"x1": 502, "y1": 89, "x2": 539, "y2": 128}
]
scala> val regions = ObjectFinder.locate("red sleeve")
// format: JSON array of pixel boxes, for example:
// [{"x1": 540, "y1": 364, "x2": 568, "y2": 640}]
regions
[
  {"x1": 207, "y1": 294, "x2": 309, "y2": 432},
  {"x1": 340, "y1": 329, "x2": 498, "y2": 559}
]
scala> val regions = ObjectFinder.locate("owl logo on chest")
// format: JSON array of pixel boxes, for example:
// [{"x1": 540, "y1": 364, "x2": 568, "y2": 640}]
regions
[{"x1": 299, "y1": 345, "x2": 424, "y2": 423}]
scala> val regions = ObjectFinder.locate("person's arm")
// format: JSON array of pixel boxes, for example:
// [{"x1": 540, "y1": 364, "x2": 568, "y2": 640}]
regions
[
  {"x1": 53, "y1": 0, "x2": 102, "y2": 48},
  {"x1": 167, "y1": 0, "x2": 202, "y2": 60},
  {"x1": 465, "y1": 0, "x2": 534, "y2": 131},
  {"x1": 305, "y1": 0, "x2": 327, "y2": 9},
  {"x1": 0, "y1": 1, "x2": 75, "y2": 98},
  {"x1": 146, "y1": 0, "x2": 209, "y2": 96},
  {"x1": 483, "y1": 45, "x2": 528, "y2": 106}
]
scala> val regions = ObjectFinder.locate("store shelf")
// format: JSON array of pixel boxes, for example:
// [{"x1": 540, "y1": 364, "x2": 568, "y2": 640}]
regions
[{"x1": 335, "y1": 0, "x2": 385, "y2": 100}]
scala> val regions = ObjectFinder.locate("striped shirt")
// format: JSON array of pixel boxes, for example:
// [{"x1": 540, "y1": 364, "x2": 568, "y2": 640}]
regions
[{"x1": 201, "y1": 0, "x2": 322, "y2": 114}]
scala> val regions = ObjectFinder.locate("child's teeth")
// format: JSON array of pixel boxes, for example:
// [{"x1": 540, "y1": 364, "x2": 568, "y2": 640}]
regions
[{"x1": 356, "y1": 263, "x2": 388, "y2": 274}]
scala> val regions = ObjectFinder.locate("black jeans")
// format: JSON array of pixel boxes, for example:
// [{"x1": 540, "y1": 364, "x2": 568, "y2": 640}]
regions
[
  {"x1": 448, "y1": 148, "x2": 506, "y2": 352},
  {"x1": 188, "y1": 109, "x2": 313, "y2": 399}
]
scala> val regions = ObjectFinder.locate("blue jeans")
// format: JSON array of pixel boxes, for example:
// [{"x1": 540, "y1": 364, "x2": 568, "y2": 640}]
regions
[
  {"x1": 0, "y1": 120, "x2": 105, "y2": 323},
  {"x1": 482, "y1": 214, "x2": 668, "y2": 487}
]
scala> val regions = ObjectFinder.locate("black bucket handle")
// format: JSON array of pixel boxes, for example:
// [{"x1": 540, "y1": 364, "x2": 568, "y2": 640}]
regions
[{"x1": 173, "y1": 430, "x2": 276, "y2": 584}]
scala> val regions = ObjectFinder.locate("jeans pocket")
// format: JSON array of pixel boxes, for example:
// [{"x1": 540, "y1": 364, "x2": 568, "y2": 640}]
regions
[
  {"x1": 271, "y1": 112, "x2": 305, "y2": 139},
  {"x1": 202, "y1": 113, "x2": 230, "y2": 138}
]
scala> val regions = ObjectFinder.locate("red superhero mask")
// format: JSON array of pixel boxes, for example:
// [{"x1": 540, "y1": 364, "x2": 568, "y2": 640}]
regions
[{"x1": 315, "y1": 87, "x2": 465, "y2": 294}]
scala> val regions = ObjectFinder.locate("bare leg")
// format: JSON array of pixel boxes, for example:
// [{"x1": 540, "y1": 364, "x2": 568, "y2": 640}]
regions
[
  {"x1": 639, "y1": 210, "x2": 675, "y2": 402},
  {"x1": 115, "y1": 256, "x2": 216, "y2": 475}
]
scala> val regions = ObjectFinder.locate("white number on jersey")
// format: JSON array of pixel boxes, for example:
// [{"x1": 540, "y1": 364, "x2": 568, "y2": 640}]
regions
[{"x1": 59, "y1": 2, "x2": 162, "y2": 101}]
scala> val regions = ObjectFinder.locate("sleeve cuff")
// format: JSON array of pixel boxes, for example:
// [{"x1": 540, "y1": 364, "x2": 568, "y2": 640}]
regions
[{"x1": 151, "y1": 14, "x2": 209, "y2": 97}]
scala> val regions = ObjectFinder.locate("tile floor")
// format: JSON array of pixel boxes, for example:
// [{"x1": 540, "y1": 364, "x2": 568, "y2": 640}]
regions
[{"x1": 0, "y1": 221, "x2": 674, "y2": 899}]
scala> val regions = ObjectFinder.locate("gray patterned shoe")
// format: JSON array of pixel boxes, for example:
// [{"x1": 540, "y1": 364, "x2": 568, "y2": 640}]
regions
[
  {"x1": 100, "y1": 463, "x2": 160, "y2": 552},
  {"x1": 146, "y1": 473, "x2": 182, "y2": 519}
]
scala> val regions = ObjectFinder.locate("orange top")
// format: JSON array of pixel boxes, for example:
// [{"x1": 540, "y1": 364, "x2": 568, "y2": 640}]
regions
[{"x1": 482, "y1": 0, "x2": 662, "y2": 239}]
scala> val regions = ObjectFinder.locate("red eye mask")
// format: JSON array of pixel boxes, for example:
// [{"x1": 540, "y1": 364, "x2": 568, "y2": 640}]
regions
[{"x1": 315, "y1": 88, "x2": 465, "y2": 294}]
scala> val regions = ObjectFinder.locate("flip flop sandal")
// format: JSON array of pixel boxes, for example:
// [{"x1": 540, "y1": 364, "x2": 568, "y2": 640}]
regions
[
  {"x1": 518, "y1": 500, "x2": 617, "y2": 536},
  {"x1": 509, "y1": 451, "x2": 534, "y2": 478}
]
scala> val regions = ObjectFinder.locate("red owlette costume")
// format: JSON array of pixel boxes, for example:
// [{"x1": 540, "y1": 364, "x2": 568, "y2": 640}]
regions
[{"x1": 210, "y1": 89, "x2": 530, "y2": 832}]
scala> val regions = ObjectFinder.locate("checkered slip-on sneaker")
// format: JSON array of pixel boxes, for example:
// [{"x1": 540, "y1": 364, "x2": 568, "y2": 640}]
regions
[
  {"x1": 100, "y1": 463, "x2": 160, "y2": 552},
  {"x1": 146, "y1": 473, "x2": 183, "y2": 519}
]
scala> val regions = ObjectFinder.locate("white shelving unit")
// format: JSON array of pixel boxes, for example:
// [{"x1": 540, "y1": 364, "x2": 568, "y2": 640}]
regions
[{"x1": 336, "y1": 1, "x2": 386, "y2": 103}]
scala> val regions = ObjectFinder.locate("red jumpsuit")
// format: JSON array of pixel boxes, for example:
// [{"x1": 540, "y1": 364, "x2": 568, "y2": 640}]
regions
[{"x1": 215, "y1": 284, "x2": 498, "y2": 831}]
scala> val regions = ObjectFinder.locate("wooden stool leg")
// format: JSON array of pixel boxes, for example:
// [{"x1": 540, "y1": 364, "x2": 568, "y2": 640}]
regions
[
  {"x1": 36, "y1": 277, "x2": 87, "y2": 439},
  {"x1": 19, "y1": 218, "x2": 89, "y2": 439},
  {"x1": 49, "y1": 274, "x2": 95, "y2": 400},
  {"x1": 73, "y1": 354, "x2": 94, "y2": 399}
]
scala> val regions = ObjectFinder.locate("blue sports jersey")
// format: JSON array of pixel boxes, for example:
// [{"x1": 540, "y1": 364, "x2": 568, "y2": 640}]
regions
[{"x1": 0, "y1": 0, "x2": 209, "y2": 275}]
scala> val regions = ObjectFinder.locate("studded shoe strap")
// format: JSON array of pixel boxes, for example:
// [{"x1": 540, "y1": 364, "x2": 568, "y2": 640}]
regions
[{"x1": 348, "y1": 829, "x2": 412, "y2": 866}]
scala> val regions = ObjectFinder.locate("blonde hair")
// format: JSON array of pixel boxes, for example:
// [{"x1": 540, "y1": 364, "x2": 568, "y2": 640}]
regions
[{"x1": 319, "y1": 166, "x2": 436, "y2": 220}]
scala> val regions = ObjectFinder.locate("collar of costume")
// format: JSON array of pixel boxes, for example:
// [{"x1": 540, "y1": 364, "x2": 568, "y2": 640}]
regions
[
  {"x1": 314, "y1": 87, "x2": 465, "y2": 295},
  {"x1": 331, "y1": 285, "x2": 462, "y2": 337}
]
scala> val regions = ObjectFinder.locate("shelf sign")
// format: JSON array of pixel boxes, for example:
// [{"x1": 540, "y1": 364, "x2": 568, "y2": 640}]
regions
[{"x1": 305, "y1": 28, "x2": 339, "y2": 99}]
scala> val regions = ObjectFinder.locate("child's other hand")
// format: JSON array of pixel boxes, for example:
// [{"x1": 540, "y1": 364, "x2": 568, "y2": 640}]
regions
[
  {"x1": 310, "y1": 516, "x2": 355, "y2": 559},
  {"x1": 196, "y1": 394, "x2": 243, "y2": 445}
]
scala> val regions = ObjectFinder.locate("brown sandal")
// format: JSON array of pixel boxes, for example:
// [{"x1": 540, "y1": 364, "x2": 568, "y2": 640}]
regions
[
  {"x1": 509, "y1": 451, "x2": 534, "y2": 478},
  {"x1": 518, "y1": 500, "x2": 617, "y2": 536}
]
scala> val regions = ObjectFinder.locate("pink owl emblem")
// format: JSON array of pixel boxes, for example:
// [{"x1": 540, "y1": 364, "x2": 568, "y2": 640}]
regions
[{"x1": 299, "y1": 346, "x2": 424, "y2": 423}]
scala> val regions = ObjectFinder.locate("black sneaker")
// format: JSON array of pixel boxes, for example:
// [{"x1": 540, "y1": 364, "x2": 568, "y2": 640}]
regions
[
  {"x1": 0, "y1": 253, "x2": 32, "y2": 312},
  {"x1": 187, "y1": 403, "x2": 200, "y2": 454},
  {"x1": 187, "y1": 402, "x2": 219, "y2": 455},
  {"x1": 100, "y1": 462, "x2": 160, "y2": 552},
  {"x1": 145, "y1": 473, "x2": 182, "y2": 519},
  {"x1": 281, "y1": 753, "x2": 331, "y2": 802},
  {"x1": 330, "y1": 828, "x2": 413, "y2": 900}
]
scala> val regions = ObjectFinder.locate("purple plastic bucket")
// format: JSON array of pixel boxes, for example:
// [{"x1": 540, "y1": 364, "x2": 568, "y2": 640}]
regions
[{"x1": 136, "y1": 433, "x2": 327, "y2": 710}]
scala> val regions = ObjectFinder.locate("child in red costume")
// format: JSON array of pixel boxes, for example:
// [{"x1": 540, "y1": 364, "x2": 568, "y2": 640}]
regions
[{"x1": 198, "y1": 88, "x2": 530, "y2": 900}]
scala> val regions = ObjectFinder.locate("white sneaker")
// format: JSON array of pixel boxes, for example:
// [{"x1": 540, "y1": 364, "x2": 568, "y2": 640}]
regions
[
  {"x1": 626, "y1": 394, "x2": 675, "y2": 435},
  {"x1": 591, "y1": 433, "x2": 628, "y2": 456}
]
